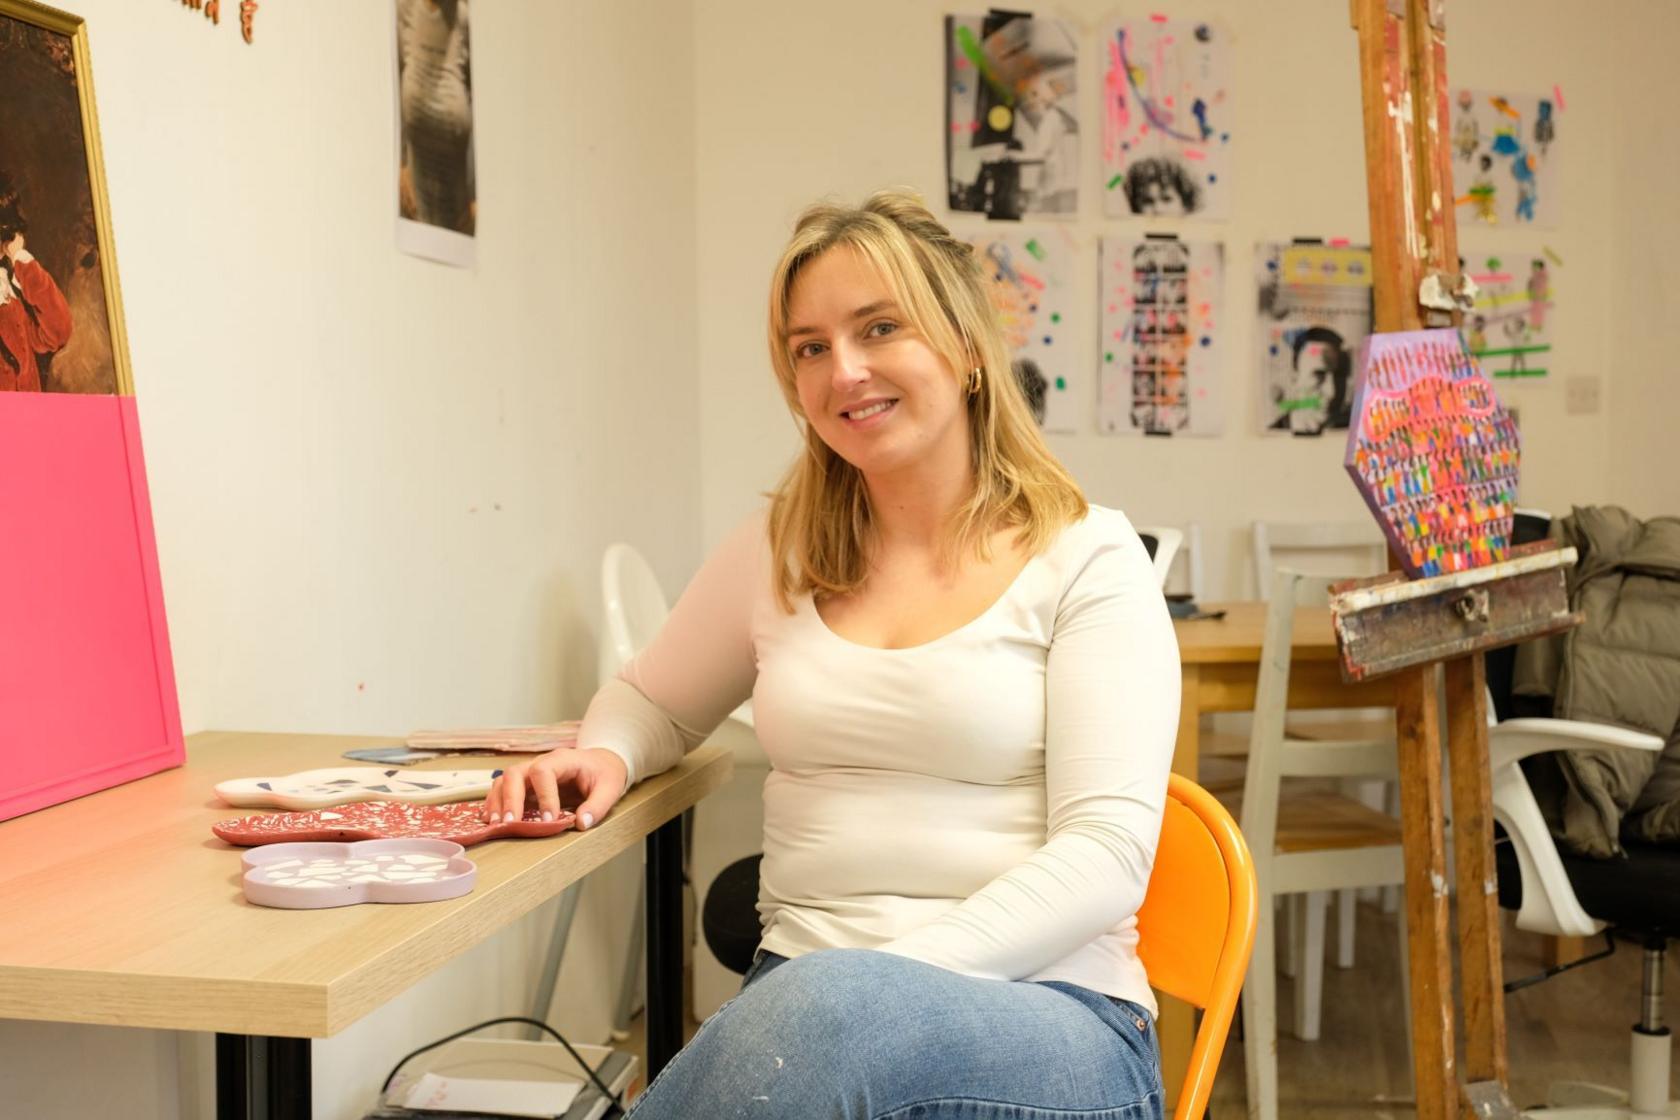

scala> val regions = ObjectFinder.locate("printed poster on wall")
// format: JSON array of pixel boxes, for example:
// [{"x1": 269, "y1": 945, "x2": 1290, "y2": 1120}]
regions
[
  {"x1": 1101, "y1": 17, "x2": 1231, "y2": 220},
  {"x1": 968, "y1": 228, "x2": 1079, "y2": 433},
  {"x1": 1255, "y1": 241, "x2": 1373, "y2": 436},
  {"x1": 1452, "y1": 88, "x2": 1562, "y2": 229},
  {"x1": 1098, "y1": 236, "x2": 1225, "y2": 437},
  {"x1": 945, "y1": 11, "x2": 1080, "y2": 221},
  {"x1": 1460, "y1": 246, "x2": 1559, "y2": 380},
  {"x1": 394, "y1": 0, "x2": 477, "y2": 267}
]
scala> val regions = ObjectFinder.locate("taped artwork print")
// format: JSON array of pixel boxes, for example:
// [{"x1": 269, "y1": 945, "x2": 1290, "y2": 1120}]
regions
[
  {"x1": 968, "y1": 227, "x2": 1078, "y2": 432},
  {"x1": 1099, "y1": 236, "x2": 1224, "y2": 436},
  {"x1": 1460, "y1": 247, "x2": 1557, "y2": 380},
  {"x1": 1452, "y1": 88, "x2": 1561, "y2": 229},
  {"x1": 1256, "y1": 242, "x2": 1373, "y2": 436},
  {"x1": 946, "y1": 11, "x2": 1080, "y2": 221},
  {"x1": 1102, "y1": 17, "x2": 1230, "y2": 220}
]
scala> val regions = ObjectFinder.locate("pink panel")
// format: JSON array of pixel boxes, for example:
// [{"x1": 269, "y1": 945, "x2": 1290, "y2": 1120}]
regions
[{"x1": 0, "y1": 392, "x2": 184, "y2": 821}]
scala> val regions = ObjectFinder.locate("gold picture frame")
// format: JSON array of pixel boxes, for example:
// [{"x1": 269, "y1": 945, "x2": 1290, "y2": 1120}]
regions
[{"x1": 0, "y1": 0, "x2": 132, "y2": 395}]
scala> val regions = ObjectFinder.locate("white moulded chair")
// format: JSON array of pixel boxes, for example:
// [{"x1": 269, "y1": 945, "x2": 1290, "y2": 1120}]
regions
[
  {"x1": 1482, "y1": 509, "x2": 1680, "y2": 1119},
  {"x1": 600, "y1": 542, "x2": 762, "y2": 1029},
  {"x1": 1489, "y1": 705, "x2": 1674, "y2": 1118},
  {"x1": 1135, "y1": 522, "x2": 1205, "y2": 602}
]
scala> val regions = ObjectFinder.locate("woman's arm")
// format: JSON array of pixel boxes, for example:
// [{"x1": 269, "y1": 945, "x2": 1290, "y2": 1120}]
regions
[
  {"x1": 581, "y1": 510, "x2": 763, "y2": 787},
  {"x1": 484, "y1": 510, "x2": 765, "y2": 825},
  {"x1": 877, "y1": 513, "x2": 1180, "y2": 979}
]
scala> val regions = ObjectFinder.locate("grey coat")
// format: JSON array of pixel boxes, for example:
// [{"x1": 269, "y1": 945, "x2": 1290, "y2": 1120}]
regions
[{"x1": 1512, "y1": 506, "x2": 1680, "y2": 857}]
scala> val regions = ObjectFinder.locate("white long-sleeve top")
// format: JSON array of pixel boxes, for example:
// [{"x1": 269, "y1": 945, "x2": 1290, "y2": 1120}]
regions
[{"x1": 580, "y1": 504, "x2": 1181, "y2": 1013}]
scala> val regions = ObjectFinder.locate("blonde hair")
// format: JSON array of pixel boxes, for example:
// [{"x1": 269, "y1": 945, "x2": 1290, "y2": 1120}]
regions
[{"x1": 765, "y1": 188, "x2": 1087, "y2": 611}]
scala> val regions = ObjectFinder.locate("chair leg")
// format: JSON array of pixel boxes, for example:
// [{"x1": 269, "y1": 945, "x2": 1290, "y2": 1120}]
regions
[
  {"x1": 1244, "y1": 897, "x2": 1280, "y2": 1120},
  {"x1": 1337, "y1": 889, "x2": 1357, "y2": 969},
  {"x1": 1281, "y1": 895, "x2": 1301, "y2": 980},
  {"x1": 1294, "y1": 891, "x2": 1328, "y2": 1041}
]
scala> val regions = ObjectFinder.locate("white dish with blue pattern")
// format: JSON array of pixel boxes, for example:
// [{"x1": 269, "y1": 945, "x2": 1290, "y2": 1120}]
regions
[{"x1": 213, "y1": 767, "x2": 497, "y2": 809}]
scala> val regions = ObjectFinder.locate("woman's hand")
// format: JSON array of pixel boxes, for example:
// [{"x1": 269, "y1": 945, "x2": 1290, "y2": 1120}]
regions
[{"x1": 481, "y1": 747, "x2": 628, "y2": 831}]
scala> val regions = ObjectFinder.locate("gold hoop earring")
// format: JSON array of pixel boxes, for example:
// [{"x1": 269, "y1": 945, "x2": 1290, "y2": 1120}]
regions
[{"x1": 966, "y1": 366, "x2": 983, "y2": 395}]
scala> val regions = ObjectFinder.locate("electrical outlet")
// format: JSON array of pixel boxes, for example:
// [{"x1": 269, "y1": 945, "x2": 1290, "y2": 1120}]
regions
[{"x1": 1565, "y1": 376, "x2": 1601, "y2": 415}]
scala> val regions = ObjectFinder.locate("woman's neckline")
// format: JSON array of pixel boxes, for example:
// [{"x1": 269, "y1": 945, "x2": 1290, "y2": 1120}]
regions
[{"x1": 805, "y1": 541, "x2": 1049, "y2": 655}]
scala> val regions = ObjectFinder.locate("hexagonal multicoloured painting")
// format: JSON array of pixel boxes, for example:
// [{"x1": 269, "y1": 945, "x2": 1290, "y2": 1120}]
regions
[{"x1": 1343, "y1": 328, "x2": 1520, "y2": 578}]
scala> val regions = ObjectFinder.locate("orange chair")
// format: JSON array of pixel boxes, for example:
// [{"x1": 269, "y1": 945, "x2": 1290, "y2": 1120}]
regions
[{"x1": 1137, "y1": 774, "x2": 1260, "y2": 1120}]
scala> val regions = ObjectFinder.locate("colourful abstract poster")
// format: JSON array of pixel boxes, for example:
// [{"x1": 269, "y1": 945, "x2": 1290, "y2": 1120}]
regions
[
  {"x1": 1098, "y1": 236, "x2": 1225, "y2": 436},
  {"x1": 945, "y1": 12, "x2": 1080, "y2": 221},
  {"x1": 1255, "y1": 242, "x2": 1373, "y2": 435},
  {"x1": 1451, "y1": 88, "x2": 1562, "y2": 229},
  {"x1": 1101, "y1": 17, "x2": 1231, "y2": 220},
  {"x1": 1460, "y1": 247, "x2": 1557, "y2": 380},
  {"x1": 968, "y1": 228, "x2": 1079, "y2": 433},
  {"x1": 1344, "y1": 329, "x2": 1521, "y2": 578}
]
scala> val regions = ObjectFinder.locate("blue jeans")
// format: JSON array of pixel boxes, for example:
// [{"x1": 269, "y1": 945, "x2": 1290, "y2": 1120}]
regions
[{"x1": 628, "y1": 948, "x2": 1163, "y2": 1119}]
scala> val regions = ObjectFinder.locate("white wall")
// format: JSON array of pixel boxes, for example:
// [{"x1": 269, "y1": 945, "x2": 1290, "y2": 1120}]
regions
[
  {"x1": 1608, "y1": 0, "x2": 1680, "y2": 520},
  {"x1": 696, "y1": 0, "x2": 1653, "y2": 595},
  {"x1": 6, "y1": 1, "x2": 698, "y2": 1117}
]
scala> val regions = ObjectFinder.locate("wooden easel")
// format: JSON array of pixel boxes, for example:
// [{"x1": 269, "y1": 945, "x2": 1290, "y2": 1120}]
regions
[{"x1": 1345, "y1": 3, "x2": 1582, "y2": 1118}]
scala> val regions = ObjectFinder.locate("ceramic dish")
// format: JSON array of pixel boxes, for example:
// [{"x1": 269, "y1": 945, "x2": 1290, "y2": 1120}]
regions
[
  {"x1": 213, "y1": 767, "x2": 497, "y2": 809},
  {"x1": 242, "y1": 839, "x2": 475, "y2": 909},
  {"x1": 212, "y1": 800, "x2": 575, "y2": 847}
]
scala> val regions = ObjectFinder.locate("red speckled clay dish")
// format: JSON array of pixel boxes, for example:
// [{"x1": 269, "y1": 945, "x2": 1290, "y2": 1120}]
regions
[
  {"x1": 212, "y1": 800, "x2": 575, "y2": 847},
  {"x1": 242, "y1": 839, "x2": 475, "y2": 909}
]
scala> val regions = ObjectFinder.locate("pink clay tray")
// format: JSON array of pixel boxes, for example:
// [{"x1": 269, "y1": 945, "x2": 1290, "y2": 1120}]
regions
[
  {"x1": 212, "y1": 800, "x2": 575, "y2": 847},
  {"x1": 242, "y1": 839, "x2": 475, "y2": 909}
]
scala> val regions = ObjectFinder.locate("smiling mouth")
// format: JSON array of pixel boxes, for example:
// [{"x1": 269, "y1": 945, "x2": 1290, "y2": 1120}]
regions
[{"x1": 842, "y1": 400, "x2": 897, "y2": 420}]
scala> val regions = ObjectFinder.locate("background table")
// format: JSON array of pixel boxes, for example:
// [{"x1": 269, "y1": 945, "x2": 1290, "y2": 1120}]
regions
[{"x1": 0, "y1": 730, "x2": 731, "y2": 1119}]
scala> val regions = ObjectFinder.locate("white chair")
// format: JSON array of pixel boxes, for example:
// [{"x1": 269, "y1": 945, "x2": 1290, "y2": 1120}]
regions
[
  {"x1": 1238, "y1": 569, "x2": 1410, "y2": 1120},
  {"x1": 1136, "y1": 522, "x2": 1205, "y2": 602},
  {"x1": 1482, "y1": 508, "x2": 1680, "y2": 1118},
  {"x1": 599, "y1": 543, "x2": 763, "y2": 1028},
  {"x1": 1134, "y1": 525, "x2": 1184, "y2": 590},
  {"x1": 1252, "y1": 519, "x2": 1399, "y2": 984},
  {"x1": 1488, "y1": 708, "x2": 1673, "y2": 1118}
]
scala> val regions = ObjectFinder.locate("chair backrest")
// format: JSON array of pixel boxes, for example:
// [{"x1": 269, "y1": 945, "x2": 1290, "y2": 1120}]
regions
[
  {"x1": 599, "y1": 543, "x2": 670, "y2": 683},
  {"x1": 1137, "y1": 774, "x2": 1259, "y2": 1120},
  {"x1": 1136, "y1": 523, "x2": 1205, "y2": 600},
  {"x1": 1134, "y1": 525, "x2": 1184, "y2": 591},
  {"x1": 1251, "y1": 520, "x2": 1386, "y2": 600}
]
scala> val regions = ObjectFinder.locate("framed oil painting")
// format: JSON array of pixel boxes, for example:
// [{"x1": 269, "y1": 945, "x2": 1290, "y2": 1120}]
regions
[{"x1": 0, "y1": 0, "x2": 131, "y2": 395}]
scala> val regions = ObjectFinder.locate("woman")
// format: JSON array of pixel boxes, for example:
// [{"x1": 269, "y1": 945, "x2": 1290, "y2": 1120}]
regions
[
  {"x1": 0, "y1": 172, "x2": 72, "y2": 394},
  {"x1": 487, "y1": 190, "x2": 1180, "y2": 1119}
]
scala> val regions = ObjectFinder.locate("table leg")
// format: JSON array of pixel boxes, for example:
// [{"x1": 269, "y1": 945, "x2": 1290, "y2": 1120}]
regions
[
  {"x1": 1155, "y1": 664, "x2": 1201, "y2": 1109},
  {"x1": 215, "y1": 1033, "x2": 311, "y2": 1120},
  {"x1": 645, "y1": 814, "x2": 685, "y2": 1080}
]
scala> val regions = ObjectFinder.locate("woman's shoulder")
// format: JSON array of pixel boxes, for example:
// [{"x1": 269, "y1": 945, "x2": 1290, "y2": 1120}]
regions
[
  {"x1": 1037, "y1": 504, "x2": 1157, "y2": 595},
  {"x1": 1051, "y1": 504, "x2": 1145, "y2": 556}
]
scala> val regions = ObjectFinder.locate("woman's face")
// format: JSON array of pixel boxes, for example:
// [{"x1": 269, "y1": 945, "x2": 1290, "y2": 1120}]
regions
[{"x1": 784, "y1": 246, "x2": 970, "y2": 485}]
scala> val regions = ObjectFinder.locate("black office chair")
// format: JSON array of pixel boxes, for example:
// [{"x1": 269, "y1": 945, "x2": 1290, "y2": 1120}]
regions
[
  {"x1": 1486, "y1": 510, "x2": 1679, "y2": 1117},
  {"x1": 702, "y1": 854, "x2": 763, "y2": 976}
]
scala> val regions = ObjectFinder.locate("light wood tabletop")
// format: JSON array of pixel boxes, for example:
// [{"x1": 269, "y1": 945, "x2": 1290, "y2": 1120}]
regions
[
  {"x1": 0, "y1": 731, "x2": 731, "y2": 1039},
  {"x1": 1175, "y1": 601, "x2": 1341, "y2": 664}
]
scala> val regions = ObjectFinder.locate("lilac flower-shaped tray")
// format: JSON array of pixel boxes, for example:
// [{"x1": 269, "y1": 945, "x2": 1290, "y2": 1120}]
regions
[
  {"x1": 212, "y1": 800, "x2": 575, "y2": 847},
  {"x1": 242, "y1": 839, "x2": 476, "y2": 909},
  {"x1": 213, "y1": 767, "x2": 496, "y2": 810}
]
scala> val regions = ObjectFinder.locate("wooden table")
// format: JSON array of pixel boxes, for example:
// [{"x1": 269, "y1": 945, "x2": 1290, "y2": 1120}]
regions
[
  {"x1": 1157, "y1": 603, "x2": 1395, "y2": 1105},
  {"x1": 0, "y1": 731, "x2": 732, "y2": 1119}
]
